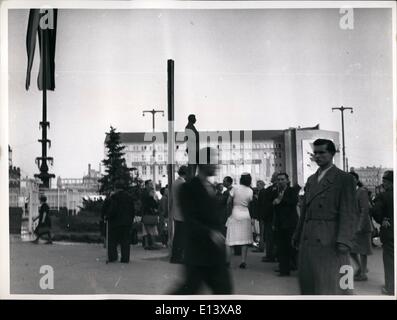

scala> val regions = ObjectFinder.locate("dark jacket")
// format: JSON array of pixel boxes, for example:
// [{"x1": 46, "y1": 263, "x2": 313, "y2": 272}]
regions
[
  {"x1": 273, "y1": 186, "x2": 299, "y2": 230},
  {"x1": 185, "y1": 123, "x2": 200, "y2": 163},
  {"x1": 38, "y1": 203, "x2": 51, "y2": 227},
  {"x1": 258, "y1": 185, "x2": 278, "y2": 223},
  {"x1": 179, "y1": 177, "x2": 226, "y2": 266},
  {"x1": 372, "y1": 188, "x2": 393, "y2": 243},
  {"x1": 104, "y1": 190, "x2": 135, "y2": 227}
]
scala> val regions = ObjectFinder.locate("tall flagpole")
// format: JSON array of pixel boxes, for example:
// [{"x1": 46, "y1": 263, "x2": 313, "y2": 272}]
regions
[{"x1": 167, "y1": 60, "x2": 175, "y2": 251}]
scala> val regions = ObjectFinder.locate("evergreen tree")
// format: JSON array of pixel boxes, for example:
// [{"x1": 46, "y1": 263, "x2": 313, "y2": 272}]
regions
[{"x1": 99, "y1": 126, "x2": 132, "y2": 194}]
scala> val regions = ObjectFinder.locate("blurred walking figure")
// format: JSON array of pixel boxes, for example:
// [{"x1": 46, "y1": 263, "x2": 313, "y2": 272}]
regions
[
  {"x1": 348, "y1": 171, "x2": 372, "y2": 282},
  {"x1": 185, "y1": 114, "x2": 200, "y2": 180},
  {"x1": 292, "y1": 139, "x2": 357, "y2": 295},
  {"x1": 226, "y1": 173, "x2": 254, "y2": 269},
  {"x1": 171, "y1": 147, "x2": 232, "y2": 294},
  {"x1": 273, "y1": 173, "x2": 299, "y2": 276},
  {"x1": 170, "y1": 165, "x2": 188, "y2": 264},
  {"x1": 252, "y1": 180, "x2": 265, "y2": 252},
  {"x1": 103, "y1": 180, "x2": 135, "y2": 263},
  {"x1": 372, "y1": 170, "x2": 394, "y2": 295},
  {"x1": 32, "y1": 195, "x2": 52, "y2": 244},
  {"x1": 142, "y1": 180, "x2": 160, "y2": 250},
  {"x1": 260, "y1": 172, "x2": 278, "y2": 262}
]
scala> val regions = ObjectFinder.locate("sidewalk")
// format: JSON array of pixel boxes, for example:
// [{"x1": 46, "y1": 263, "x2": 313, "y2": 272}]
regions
[{"x1": 9, "y1": 236, "x2": 386, "y2": 296}]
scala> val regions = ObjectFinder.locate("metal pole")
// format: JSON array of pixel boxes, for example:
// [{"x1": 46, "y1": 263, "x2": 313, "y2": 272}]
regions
[
  {"x1": 142, "y1": 109, "x2": 164, "y2": 186},
  {"x1": 341, "y1": 109, "x2": 345, "y2": 171},
  {"x1": 332, "y1": 106, "x2": 353, "y2": 171},
  {"x1": 167, "y1": 60, "x2": 175, "y2": 252}
]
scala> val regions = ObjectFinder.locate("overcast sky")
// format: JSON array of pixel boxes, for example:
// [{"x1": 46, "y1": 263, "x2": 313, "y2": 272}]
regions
[{"x1": 7, "y1": 7, "x2": 394, "y2": 179}]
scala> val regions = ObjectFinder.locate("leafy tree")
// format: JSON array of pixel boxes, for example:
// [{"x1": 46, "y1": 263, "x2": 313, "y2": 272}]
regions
[{"x1": 99, "y1": 126, "x2": 132, "y2": 194}]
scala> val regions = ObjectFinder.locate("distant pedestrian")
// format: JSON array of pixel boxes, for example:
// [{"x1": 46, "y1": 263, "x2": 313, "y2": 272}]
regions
[
  {"x1": 32, "y1": 195, "x2": 52, "y2": 244},
  {"x1": 158, "y1": 186, "x2": 169, "y2": 247},
  {"x1": 372, "y1": 170, "x2": 394, "y2": 295},
  {"x1": 273, "y1": 173, "x2": 299, "y2": 276},
  {"x1": 170, "y1": 165, "x2": 188, "y2": 264},
  {"x1": 226, "y1": 173, "x2": 254, "y2": 269},
  {"x1": 103, "y1": 180, "x2": 135, "y2": 263},
  {"x1": 292, "y1": 139, "x2": 358, "y2": 295},
  {"x1": 185, "y1": 114, "x2": 200, "y2": 180},
  {"x1": 260, "y1": 172, "x2": 278, "y2": 262},
  {"x1": 142, "y1": 180, "x2": 160, "y2": 250},
  {"x1": 349, "y1": 171, "x2": 372, "y2": 282},
  {"x1": 252, "y1": 180, "x2": 265, "y2": 253},
  {"x1": 171, "y1": 147, "x2": 232, "y2": 294}
]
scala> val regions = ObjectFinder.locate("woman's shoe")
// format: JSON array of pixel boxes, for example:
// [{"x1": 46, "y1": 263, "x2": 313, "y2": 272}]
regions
[{"x1": 239, "y1": 262, "x2": 247, "y2": 269}]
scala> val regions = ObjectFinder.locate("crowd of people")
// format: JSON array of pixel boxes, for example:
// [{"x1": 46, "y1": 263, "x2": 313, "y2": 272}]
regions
[{"x1": 31, "y1": 113, "x2": 394, "y2": 296}]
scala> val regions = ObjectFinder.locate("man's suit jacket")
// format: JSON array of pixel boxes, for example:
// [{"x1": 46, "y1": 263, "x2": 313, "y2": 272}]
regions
[
  {"x1": 273, "y1": 186, "x2": 299, "y2": 230},
  {"x1": 258, "y1": 185, "x2": 278, "y2": 223},
  {"x1": 179, "y1": 177, "x2": 226, "y2": 266}
]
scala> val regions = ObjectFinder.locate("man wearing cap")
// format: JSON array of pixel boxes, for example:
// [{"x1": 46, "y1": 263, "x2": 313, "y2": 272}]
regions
[{"x1": 372, "y1": 170, "x2": 394, "y2": 295}]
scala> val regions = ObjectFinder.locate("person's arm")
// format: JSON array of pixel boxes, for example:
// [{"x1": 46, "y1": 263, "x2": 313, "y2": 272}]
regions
[{"x1": 371, "y1": 194, "x2": 384, "y2": 225}]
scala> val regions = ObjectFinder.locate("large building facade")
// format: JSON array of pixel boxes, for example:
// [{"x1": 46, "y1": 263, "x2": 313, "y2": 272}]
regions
[{"x1": 118, "y1": 126, "x2": 341, "y2": 188}]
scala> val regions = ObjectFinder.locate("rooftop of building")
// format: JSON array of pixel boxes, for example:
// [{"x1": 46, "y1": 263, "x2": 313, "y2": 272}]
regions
[{"x1": 116, "y1": 126, "x2": 328, "y2": 144}]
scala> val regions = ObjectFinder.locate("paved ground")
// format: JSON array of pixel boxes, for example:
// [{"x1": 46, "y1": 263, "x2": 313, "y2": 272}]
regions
[{"x1": 9, "y1": 236, "x2": 387, "y2": 296}]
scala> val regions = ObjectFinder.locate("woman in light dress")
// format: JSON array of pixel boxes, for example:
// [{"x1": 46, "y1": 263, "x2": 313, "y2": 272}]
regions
[{"x1": 226, "y1": 173, "x2": 253, "y2": 269}]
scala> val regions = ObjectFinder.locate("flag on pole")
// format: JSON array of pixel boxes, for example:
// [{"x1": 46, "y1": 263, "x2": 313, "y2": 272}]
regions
[{"x1": 25, "y1": 9, "x2": 58, "y2": 91}]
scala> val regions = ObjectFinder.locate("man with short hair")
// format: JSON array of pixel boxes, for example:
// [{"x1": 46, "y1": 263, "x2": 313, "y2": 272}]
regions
[
  {"x1": 260, "y1": 172, "x2": 279, "y2": 262},
  {"x1": 372, "y1": 170, "x2": 394, "y2": 295},
  {"x1": 273, "y1": 173, "x2": 299, "y2": 276},
  {"x1": 292, "y1": 139, "x2": 357, "y2": 294}
]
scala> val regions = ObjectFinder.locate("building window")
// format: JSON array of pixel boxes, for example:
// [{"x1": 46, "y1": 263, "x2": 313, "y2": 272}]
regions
[
  {"x1": 159, "y1": 165, "x2": 164, "y2": 175},
  {"x1": 141, "y1": 155, "x2": 145, "y2": 161},
  {"x1": 142, "y1": 166, "x2": 147, "y2": 175}
]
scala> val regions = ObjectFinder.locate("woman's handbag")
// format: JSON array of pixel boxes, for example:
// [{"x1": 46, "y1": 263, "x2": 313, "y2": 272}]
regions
[{"x1": 142, "y1": 215, "x2": 159, "y2": 225}]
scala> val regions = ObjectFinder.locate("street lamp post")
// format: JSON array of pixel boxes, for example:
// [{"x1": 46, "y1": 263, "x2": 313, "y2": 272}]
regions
[
  {"x1": 332, "y1": 106, "x2": 353, "y2": 171},
  {"x1": 142, "y1": 109, "x2": 165, "y2": 186}
]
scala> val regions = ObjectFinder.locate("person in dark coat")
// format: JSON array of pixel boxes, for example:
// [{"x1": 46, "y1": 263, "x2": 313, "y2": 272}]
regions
[
  {"x1": 103, "y1": 181, "x2": 135, "y2": 263},
  {"x1": 170, "y1": 165, "x2": 188, "y2": 264},
  {"x1": 371, "y1": 170, "x2": 394, "y2": 295},
  {"x1": 273, "y1": 173, "x2": 299, "y2": 276},
  {"x1": 252, "y1": 180, "x2": 266, "y2": 252},
  {"x1": 260, "y1": 173, "x2": 278, "y2": 262},
  {"x1": 170, "y1": 147, "x2": 232, "y2": 294},
  {"x1": 348, "y1": 171, "x2": 372, "y2": 282},
  {"x1": 185, "y1": 114, "x2": 200, "y2": 180},
  {"x1": 32, "y1": 195, "x2": 52, "y2": 244},
  {"x1": 292, "y1": 139, "x2": 358, "y2": 295}
]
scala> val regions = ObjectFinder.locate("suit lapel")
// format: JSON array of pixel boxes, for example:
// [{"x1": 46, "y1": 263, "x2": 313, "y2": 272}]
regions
[{"x1": 306, "y1": 166, "x2": 337, "y2": 205}]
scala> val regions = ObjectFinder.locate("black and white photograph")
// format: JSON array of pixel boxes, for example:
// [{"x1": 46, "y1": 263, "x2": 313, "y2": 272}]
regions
[{"x1": 0, "y1": 0, "x2": 395, "y2": 299}]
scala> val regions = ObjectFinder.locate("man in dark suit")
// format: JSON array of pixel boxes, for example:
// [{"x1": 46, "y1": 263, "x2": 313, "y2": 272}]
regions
[
  {"x1": 171, "y1": 147, "x2": 232, "y2": 294},
  {"x1": 372, "y1": 170, "x2": 394, "y2": 295},
  {"x1": 292, "y1": 139, "x2": 357, "y2": 294},
  {"x1": 185, "y1": 114, "x2": 200, "y2": 180},
  {"x1": 103, "y1": 180, "x2": 135, "y2": 263},
  {"x1": 260, "y1": 173, "x2": 278, "y2": 262},
  {"x1": 273, "y1": 173, "x2": 299, "y2": 276}
]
